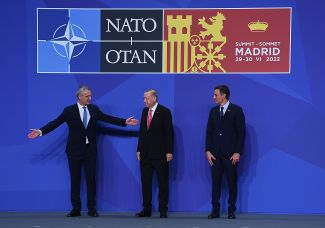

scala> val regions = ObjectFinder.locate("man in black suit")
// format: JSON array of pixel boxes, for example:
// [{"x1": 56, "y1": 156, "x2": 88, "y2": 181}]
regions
[
  {"x1": 205, "y1": 85, "x2": 245, "y2": 219},
  {"x1": 28, "y1": 85, "x2": 138, "y2": 217},
  {"x1": 136, "y1": 89, "x2": 174, "y2": 218}
]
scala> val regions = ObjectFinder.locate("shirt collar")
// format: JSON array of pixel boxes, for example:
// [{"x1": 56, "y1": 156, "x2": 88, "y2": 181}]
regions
[
  {"x1": 77, "y1": 102, "x2": 87, "y2": 109},
  {"x1": 220, "y1": 100, "x2": 230, "y2": 111},
  {"x1": 150, "y1": 102, "x2": 158, "y2": 112}
]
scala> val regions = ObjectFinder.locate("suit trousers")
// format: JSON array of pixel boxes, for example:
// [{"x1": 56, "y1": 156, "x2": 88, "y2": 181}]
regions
[
  {"x1": 211, "y1": 156, "x2": 238, "y2": 212},
  {"x1": 140, "y1": 158, "x2": 169, "y2": 213},
  {"x1": 68, "y1": 144, "x2": 96, "y2": 211}
]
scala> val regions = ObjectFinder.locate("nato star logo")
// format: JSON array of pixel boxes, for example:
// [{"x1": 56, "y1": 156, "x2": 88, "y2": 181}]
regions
[{"x1": 50, "y1": 21, "x2": 88, "y2": 62}]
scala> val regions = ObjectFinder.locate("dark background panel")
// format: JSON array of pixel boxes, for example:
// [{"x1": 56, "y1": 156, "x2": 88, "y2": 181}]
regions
[
  {"x1": 0, "y1": 0, "x2": 324, "y2": 214},
  {"x1": 101, "y1": 9, "x2": 163, "y2": 41},
  {"x1": 100, "y1": 41, "x2": 162, "y2": 72}
]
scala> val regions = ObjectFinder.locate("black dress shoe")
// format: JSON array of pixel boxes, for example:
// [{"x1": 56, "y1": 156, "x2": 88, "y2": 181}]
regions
[
  {"x1": 67, "y1": 209, "x2": 81, "y2": 217},
  {"x1": 160, "y1": 212, "x2": 167, "y2": 218},
  {"x1": 88, "y1": 210, "x2": 99, "y2": 217},
  {"x1": 135, "y1": 210, "x2": 151, "y2": 217},
  {"x1": 208, "y1": 211, "x2": 220, "y2": 219},
  {"x1": 228, "y1": 211, "x2": 236, "y2": 219}
]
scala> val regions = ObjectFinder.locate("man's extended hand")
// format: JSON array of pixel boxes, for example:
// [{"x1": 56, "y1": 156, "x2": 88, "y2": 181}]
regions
[
  {"x1": 28, "y1": 129, "x2": 41, "y2": 139},
  {"x1": 126, "y1": 116, "x2": 139, "y2": 125}
]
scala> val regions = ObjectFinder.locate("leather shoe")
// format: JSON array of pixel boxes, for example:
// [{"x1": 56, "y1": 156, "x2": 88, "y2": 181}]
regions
[
  {"x1": 208, "y1": 211, "x2": 220, "y2": 219},
  {"x1": 160, "y1": 212, "x2": 167, "y2": 218},
  {"x1": 67, "y1": 209, "x2": 81, "y2": 217},
  {"x1": 135, "y1": 210, "x2": 151, "y2": 217},
  {"x1": 228, "y1": 211, "x2": 236, "y2": 219},
  {"x1": 88, "y1": 210, "x2": 99, "y2": 217}
]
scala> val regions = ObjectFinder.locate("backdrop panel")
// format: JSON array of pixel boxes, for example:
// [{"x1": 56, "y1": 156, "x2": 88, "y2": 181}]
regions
[{"x1": 0, "y1": 0, "x2": 324, "y2": 214}]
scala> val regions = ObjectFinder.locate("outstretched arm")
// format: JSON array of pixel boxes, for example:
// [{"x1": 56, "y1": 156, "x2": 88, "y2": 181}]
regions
[{"x1": 27, "y1": 108, "x2": 67, "y2": 139}]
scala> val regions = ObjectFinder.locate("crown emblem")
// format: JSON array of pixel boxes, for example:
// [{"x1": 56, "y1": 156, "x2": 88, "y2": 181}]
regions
[{"x1": 248, "y1": 20, "x2": 268, "y2": 32}]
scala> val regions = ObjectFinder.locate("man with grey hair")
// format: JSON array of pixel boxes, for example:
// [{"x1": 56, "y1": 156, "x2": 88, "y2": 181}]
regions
[
  {"x1": 136, "y1": 89, "x2": 174, "y2": 218},
  {"x1": 28, "y1": 85, "x2": 138, "y2": 217}
]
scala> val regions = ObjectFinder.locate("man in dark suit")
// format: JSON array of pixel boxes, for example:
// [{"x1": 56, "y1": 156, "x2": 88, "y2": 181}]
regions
[
  {"x1": 28, "y1": 85, "x2": 138, "y2": 217},
  {"x1": 136, "y1": 89, "x2": 174, "y2": 218},
  {"x1": 205, "y1": 85, "x2": 245, "y2": 219}
]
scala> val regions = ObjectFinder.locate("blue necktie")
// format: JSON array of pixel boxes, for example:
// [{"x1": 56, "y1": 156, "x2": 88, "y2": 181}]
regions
[{"x1": 83, "y1": 106, "x2": 87, "y2": 128}]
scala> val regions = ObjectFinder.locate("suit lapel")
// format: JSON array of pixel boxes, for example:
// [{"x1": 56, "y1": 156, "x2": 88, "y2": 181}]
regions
[
  {"x1": 73, "y1": 104, "x2": 85, "y2": 128},
  {"x1": 86, "y1": 105, "x2": 96, "y2": 128},
  {"x1": 216, "y1": 105, "x2": 222, "y2": 122},
  {"x1": 144, "y1": 107, "x2": 149, "y2": 131},
  {"x1": 222, "y1": 103, "x2": 232, "y2": 121}
]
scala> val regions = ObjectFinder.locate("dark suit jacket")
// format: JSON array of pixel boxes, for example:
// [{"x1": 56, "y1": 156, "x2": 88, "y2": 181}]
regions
[
  {"x1": 40, "y1": 104, "x2": 126, "y2": 158},
  {"x1": 205, "y1": 103, "x2": 245, "y2": 158},
  {"x1": 137, "y1": 104, "x2": 174, "y2": 160}
]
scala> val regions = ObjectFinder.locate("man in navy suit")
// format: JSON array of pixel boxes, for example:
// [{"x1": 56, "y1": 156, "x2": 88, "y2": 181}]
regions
[
  {"x1": 205, "y1": 85, "x2": 245, "y2": 219},
  {"x1": 28, "y1": 85, "x2": 138, "y2": 217},
  {"x1": 136, "y1": 89, "x2": 174, "y2": 218}
]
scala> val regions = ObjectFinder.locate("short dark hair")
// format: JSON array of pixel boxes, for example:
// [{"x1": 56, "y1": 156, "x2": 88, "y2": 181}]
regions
[{"x1": 214, "y1": 85, "x2": 230, "y2": 99}]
